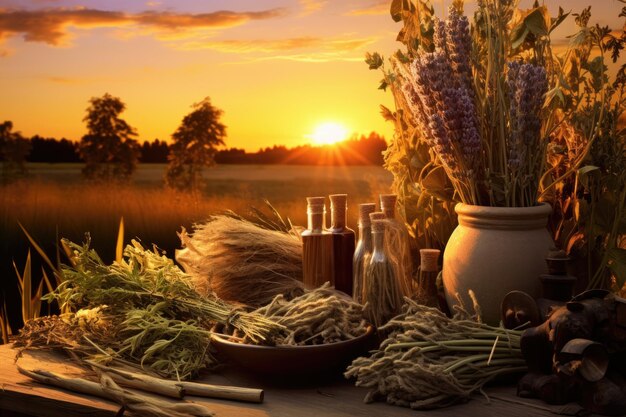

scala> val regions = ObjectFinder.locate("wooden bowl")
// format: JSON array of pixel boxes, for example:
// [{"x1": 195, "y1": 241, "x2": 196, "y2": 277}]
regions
[{"x1": 211, "y1": 326, "x2": 375, "y2": 377}]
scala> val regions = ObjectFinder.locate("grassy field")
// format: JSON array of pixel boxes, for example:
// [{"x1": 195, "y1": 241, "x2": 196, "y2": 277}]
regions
[{"x1": 1, "y1": 163, "x2": 392, "y2": 331}]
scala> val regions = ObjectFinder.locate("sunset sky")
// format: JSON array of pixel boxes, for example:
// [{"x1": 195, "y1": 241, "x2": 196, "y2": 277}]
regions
[{"x1": 0, "y1": 0, "x2": 623, "y2": 151}]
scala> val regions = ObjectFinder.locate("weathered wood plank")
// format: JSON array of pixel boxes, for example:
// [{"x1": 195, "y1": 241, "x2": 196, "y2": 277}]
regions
[{"x1": 0, "y1": 344, "x2": 571, "y2": 417}]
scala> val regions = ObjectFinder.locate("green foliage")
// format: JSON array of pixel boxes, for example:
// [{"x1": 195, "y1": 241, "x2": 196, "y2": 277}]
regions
[
  {"x1": 165, "y1": 97, "x2": 226, "y2": 192},
  {"x1": 371, "y1": 0, "x2": 625, "y2": 291},
  {"x1": 544, "y1": 4, "x2": 626, "y2": 291},
  {"x1": 79, "y1": 93, "x2": 140, "y2": 182},
  {"x1": 0, "y1": 120, "x2": 31, "y2": 182},
  {"x1": 40, "y1": 238, "x2": 281, "y2": 379},
  {"x1": 365, "y1": 0, "x2": 455, "y2": 250}
]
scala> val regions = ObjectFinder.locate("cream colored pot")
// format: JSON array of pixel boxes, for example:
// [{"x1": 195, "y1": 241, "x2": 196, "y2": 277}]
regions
[{"x1": 442, "y1": 203, "x2": 553, "y2": 325}]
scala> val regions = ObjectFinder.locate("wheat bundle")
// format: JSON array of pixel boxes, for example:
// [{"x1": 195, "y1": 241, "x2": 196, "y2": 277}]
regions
[{"x1": 177, "y1": 215, "x2": 305, "y2": 308}]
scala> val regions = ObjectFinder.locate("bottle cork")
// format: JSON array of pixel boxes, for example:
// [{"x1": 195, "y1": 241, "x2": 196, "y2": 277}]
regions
[
  {"x1": 419, "y1": 249, "x2": 440, "y2": 273},
  {"x1": 329, "y1": 194, "x2": 347, "y2": 208},
  {"x1": 379, "y1": 194, "x2": 398, "y2": 218},
  {"x1": 307, "y1": 196, "x2": 325, "y2": 214},
  {"x1": 358, "y1": 203, "x2": 376, "y2": 227},
  {"x1": 371, "y1": 219, "x2": 386, "y2": 234},
  {"x1": 369, "y1": 212, "x2": 386, "y2": 223}
]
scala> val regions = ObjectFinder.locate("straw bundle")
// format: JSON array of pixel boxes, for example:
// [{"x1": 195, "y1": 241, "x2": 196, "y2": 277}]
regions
[{"x1": 177, "y1": 215, "x2": 305, "y2": 308}]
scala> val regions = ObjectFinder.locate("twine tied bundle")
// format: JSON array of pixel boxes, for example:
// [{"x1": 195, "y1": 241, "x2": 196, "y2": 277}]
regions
[{"x1": 177, "y1": 215, "x2": 305, "y2": 308}]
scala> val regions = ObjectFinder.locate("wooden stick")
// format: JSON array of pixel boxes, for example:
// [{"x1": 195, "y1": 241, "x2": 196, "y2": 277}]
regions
[
  {"x1": 178, "y1": 380, "x2": 264, "y2": 404},
  {"x1": 88, "y1": 360, "x2": 264, "y2": 403},
  {"x1": 17, "y1": 365, "x2": 215, "y2": 417},
  {"x1": 87, "y1": 361, "x2": 184, "y2": 399}
]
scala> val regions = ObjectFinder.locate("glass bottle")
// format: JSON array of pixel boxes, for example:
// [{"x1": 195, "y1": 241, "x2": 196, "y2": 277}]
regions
[
  {"x1": 363, "y1": 217, "x2": 404, "y2": 328},
  {"x1": 379, "y1": 194, "x2": 413, "y2": 297},
  {"x1": 301, "y1": 196, "x2": 334, "y2": 289},
  {"x1": 329, "y1": 194, "x2": 356, "y2": 296},
  {"x1": 352, "y1": 203, "x2": 376, "y2": 303},
  {"x1": 417, "y1": 249, "x2": 441, "y2": 308}
]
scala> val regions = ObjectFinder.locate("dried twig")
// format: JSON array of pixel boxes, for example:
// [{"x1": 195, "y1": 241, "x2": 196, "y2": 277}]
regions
[{"x1": 17, "y1": 365, "x2": 215, "y2": 417}]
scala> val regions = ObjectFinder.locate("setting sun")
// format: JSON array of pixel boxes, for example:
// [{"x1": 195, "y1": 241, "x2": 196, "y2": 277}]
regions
[{"x1": 307, "y1": 122, "x2": 349, "y2": 146}]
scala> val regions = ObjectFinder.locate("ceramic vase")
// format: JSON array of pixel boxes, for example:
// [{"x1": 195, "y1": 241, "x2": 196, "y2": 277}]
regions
[{"x1": 442, "y1": 203, "x2": 553, "y2": 324}]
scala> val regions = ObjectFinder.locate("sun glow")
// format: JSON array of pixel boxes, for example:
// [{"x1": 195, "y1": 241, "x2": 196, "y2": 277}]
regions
[{"x1": 307, "y1": 122, "x2": 349, "y2": 146}]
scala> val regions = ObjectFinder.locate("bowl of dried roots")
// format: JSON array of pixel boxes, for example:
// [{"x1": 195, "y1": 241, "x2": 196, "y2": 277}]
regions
[{"x1": 211, "y1": 283, "x2": 374, "y2": 377}]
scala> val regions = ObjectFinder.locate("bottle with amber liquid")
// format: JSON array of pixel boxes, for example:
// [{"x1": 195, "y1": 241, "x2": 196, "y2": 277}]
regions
[
  {"x1": 417, "y1": 248, "x2": 441, "y2": 308},
  {"x1": 301, "y1": 196, "x2": 334, "y2": 289},
  {"x1": 329, "y1": 194, "x2": 355, "y2": 296}
]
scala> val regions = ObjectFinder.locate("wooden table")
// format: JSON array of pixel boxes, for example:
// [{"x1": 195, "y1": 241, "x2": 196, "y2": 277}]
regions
[{"x1": 0, "y1": 344, "x2": 583, "y2": 417}]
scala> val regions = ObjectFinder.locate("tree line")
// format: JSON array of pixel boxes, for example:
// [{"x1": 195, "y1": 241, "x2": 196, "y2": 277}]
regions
[
  {"x1": 22, "y1": 133, "x2": 386, "y2": 165},
  {"x1": 1, "y1": 93, "x2": 387, "y2": 190}
]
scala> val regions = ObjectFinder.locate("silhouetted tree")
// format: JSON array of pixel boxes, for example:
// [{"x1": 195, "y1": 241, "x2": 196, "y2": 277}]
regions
[
  {"x1": 0, "y1": 121, "x2": 31, "y2": 181},
  {"x1": 214, "y1": 147, "x2": 246, "y2": 164},
  {"x1": 79, "y1": 93, "x2": 140, "y2": 182},
  {"x1": 29, "y1": 136, "x2": 80, "y2": 162},
  {"x1": 211, "y1": 132, "x2": 387, "y2": 165},
  {"x1": 165, "y1": 97, "x2": 226, "y2": 191},
  {"x1": 140, "y1": 139, "x2": 170, "y2": 163}
]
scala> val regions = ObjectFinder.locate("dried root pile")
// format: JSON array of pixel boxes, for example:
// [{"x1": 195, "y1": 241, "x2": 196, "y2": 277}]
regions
[
  {"x1": 223, "y1": 283, "x2": 368, "y2": 346},
  {"x1": 177, "y1": 215, "x2": 304, "y2": 308},
  {"x1": 16, "y1": 238, "x2": 283, "y2": 380},
  {"x1": 345, "y1": 298, "x2": 526, "y2": 409}
]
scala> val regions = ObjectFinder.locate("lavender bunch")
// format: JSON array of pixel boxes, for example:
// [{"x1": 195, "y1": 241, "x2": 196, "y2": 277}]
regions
[
  {"x1": 402, "y1": 7, "x2": 483, "y2": 204},
  {"x1": 397, "y1": 1, "x2": 550, "y2": 207},
  {"x1": 445, "y1": 10, "x2": 472, "y2": 91},
  {"x1": 506, "y1": 61, "x2": 548, "y2": 204}
]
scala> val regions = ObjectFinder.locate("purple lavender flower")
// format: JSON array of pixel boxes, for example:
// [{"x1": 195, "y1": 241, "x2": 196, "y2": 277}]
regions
[
  {"x1": 433, "y1": 18, "x2": 447, "y2": 53},
  {"x1": 407, "y1": 49, "x2": 482, "y2": 178},
  {"x1": 411, "y1": 51, "x2": 452, "y2": 113},
  {"x1": 428, "y1": 113, "x2": 457, "y2": 171},
  {"x1": 441, "y1": 86, "x2": 482, "y2": 172},
  {"x1": 507, "y1": 62, "x2": 548, "y2": 171},
  {"x1": 446, "y1": 7, "x2": 472, "y2": 91}
]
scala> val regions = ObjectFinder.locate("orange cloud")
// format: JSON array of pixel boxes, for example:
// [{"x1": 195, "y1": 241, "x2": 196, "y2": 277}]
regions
[
  {"x1": 0, "y1": 9, "x2": 128, "y2": 45},
  {"x1": 346, "y1": 1, "x2": 387, "y2": 16},
  {"x1": 134, "y1": 9, "x2": 285, "y2": 30},
  {"x1": 177, "y1": 35, "x2": 376, "y2": 55},
  {"x1": 248, "y1": 52, "x2": 364, "y2": 63},
  {"x1": 0, "y1": 7, "x2": 287, "y2": 46},
  {"x1": 299, "y1": 0, "x2": 327, "y2": 15}
]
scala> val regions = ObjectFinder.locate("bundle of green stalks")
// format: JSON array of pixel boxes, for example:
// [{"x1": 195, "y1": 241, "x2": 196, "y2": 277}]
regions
[
  {"x1": 223, "y1": 283, "x2": 368, "y2": 346},
  {"x1": 17, "y1": 238, "x2": 283, "y2": 380},
  {"x1": 345, "y1": 297, "x2": 525, "y2": 410},
  {"x1": 177, "y1": 215, "x2": 304, "y2": 308}
]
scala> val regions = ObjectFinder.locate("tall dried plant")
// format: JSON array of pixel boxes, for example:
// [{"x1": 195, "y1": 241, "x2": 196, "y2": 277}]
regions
[
  {"x1": 370, "y1": 0, "x2": 626, "y2": 290},
  {"x1": 399, "y1": 0, "x2": 551, "y2": 207}
]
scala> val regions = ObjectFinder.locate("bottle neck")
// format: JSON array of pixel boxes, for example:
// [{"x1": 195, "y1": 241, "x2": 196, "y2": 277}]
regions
[
  {"x1": 382, "y1": 206, "x2": 395, "y2": 219},
  {"x1": 371, "y1": 230, "x2": 385, "y2": 253},
  {"x1": 307, "y1": 211, "x2": 325, "y2": 233},
  {"x1": 331, "y1": 206, "x2": 346, "y2": 230},
  {"x1": 358, "y1": 224, "x2": 371, "y2": 240}
]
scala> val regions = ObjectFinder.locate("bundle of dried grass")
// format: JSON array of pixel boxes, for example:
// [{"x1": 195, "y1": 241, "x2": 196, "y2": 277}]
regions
[
  {"x1": 222, "y1": 283, "x2": 368, "y2": 346},
  {"x1": 345, "y1": 296, "x2": 525, "y2": 410},
  {"x1": 177, "y1": 214, "x2": 305, "y2": 308}
]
